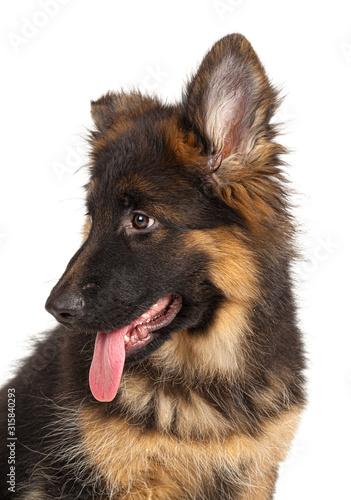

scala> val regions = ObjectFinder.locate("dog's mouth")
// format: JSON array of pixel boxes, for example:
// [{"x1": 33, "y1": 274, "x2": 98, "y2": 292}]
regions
[
  {"x1": 123, "y1": 294, "x2": 182, "y2": 354},
  {"x1": 89, "y1": 294, "x2": 182, "y2": 402}
]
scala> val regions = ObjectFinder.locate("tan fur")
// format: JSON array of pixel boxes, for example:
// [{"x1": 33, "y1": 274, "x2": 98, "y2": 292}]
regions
[
  {"x1": 81, "y1": 215, "x2": 92, "y2": 241},
  {"x1": 150, "y1": 302, "x2": 250, "y2": 384},
  {"x1": 18, "y1": 490, "x2": 46, "y2": 500},
  {"x1": 160, "y1": 117, "x2": 205, "y2": 167},
  {"x1": 237, "y1": 468, "x2": 278, "y2": 500},
  {"x1": 118, "y1": 371, "x2": 157, "y2": 417},
  {"x1": 118, "y1": 355, "x2": 234, "y2": 440},
  {"x1": 184, "y1": 228, "x2": 259, "y2": 302},
  {"x1": 146, "y1": 227, "x2": 259, "y2": 383},
  {"x1": 209, "y1": 144, "x2": 290, "y2": 245},
  {"x1": 79, "y1": 404, "x2": 303, "y2": 499}
]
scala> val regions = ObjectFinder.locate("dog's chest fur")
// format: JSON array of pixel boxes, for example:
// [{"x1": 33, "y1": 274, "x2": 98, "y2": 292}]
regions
[
  {"x1": 32, "y1": 362, "x2": 301, "y2": 500},
  {"x1": 77, "y1": 398, "x2": 300, "y2": 500}
]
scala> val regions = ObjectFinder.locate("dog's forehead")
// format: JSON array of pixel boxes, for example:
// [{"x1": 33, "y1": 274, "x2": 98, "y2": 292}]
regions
[
  {"x1": 87, "y1": 164, "x2": 206, "y2": 225},
  {"x1": 88, "y1": 112, "x2": 207, "y2": 204}
]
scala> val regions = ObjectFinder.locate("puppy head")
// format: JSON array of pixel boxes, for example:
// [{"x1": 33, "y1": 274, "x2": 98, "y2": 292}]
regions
[{"x1": 46, "y1": 34, "x2": 287, "y2": 400}]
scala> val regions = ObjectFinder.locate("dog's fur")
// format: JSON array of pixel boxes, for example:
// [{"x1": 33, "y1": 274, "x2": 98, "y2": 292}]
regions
[{"x1": 0, "y1": 34, "x2": 305, "y2": 499}]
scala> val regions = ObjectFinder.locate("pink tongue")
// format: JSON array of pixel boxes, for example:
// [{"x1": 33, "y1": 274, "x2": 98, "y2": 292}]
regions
[{"x1": 89, "y1": 326, "x2": 128, "y2": 402}]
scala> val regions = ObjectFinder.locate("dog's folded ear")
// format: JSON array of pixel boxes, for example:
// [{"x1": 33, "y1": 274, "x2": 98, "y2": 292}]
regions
[
  {"x1": 182, "y1": 34, "x2": 280, "y2": 166},
  {"x1": 91, "y1": 91, "x2": 158, "y2": 133},
  {"x1": 91, "y1": 93, "x2": 119, "y2": 132}
]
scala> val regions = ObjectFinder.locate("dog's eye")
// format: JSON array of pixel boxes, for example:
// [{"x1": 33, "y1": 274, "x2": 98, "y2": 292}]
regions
[{"x1": 132, "y1": 213, "x2": 155, "y2": 230}]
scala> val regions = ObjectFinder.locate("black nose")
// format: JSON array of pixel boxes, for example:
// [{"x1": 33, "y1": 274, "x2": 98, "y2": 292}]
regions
[{"x1": 45, "y1": 292, "x2": 85, "y2": 326}]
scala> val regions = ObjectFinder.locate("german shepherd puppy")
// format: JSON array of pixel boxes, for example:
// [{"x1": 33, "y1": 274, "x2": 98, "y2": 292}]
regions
[{"x1": 0, "y1": 34, "x2": 305, "y2": 499}]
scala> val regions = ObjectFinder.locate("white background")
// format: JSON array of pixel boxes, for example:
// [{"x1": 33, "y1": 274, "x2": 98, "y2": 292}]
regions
[{"x1": 1, "y1": 1, "x2": 351, "y2": 498}]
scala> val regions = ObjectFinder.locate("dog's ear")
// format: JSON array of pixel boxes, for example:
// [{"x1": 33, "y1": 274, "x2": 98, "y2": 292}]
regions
[
  {"x1": 182, "y1": 34, "x2": 279, "y2": 167},
  {"x1": 90, "y1": 93, "x2": 119, "y2": 132},
  {"x1": 91, "y1": 92, "x2": 159, "y2": 133}
]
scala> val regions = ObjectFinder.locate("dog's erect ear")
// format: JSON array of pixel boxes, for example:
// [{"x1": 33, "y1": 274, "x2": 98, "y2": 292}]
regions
[{"x1": 182, "y1": 34, "x2": 279, "y2": 164}]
